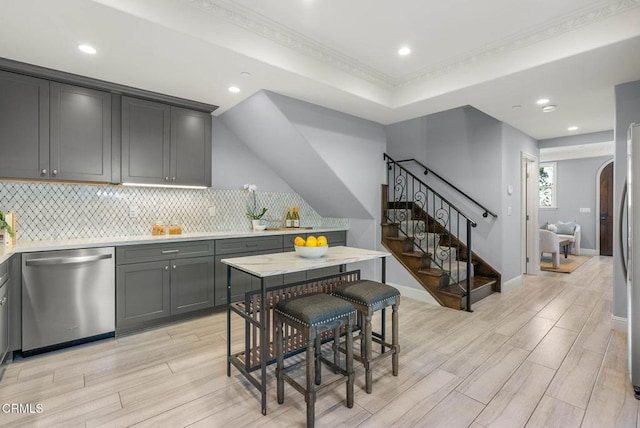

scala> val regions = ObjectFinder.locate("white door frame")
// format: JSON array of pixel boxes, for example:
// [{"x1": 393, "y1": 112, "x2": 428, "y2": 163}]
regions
[{"x1": 521, "y1": 152, "x2": 540, "y2": 274}]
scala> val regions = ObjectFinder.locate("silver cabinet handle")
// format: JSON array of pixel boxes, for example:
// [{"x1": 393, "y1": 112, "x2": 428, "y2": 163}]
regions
[
  {"x1": 164, "y1": 266, "x2": 169, "y2": 271},
  {"x1": 25, "y1": 253, "x2": 112, "y2": 266},
  {"x1": 164, "y1": 177, "x2": 169, "y2": 181},
  {"x1": 172, "y1": 177, "x2": 176, "y2": 181},
  {"x1": 41, "y1": 169, "x2": 47, "y2": 175},
  {"x1": 161, "y1": 250, "x2": 180, "y2": 254},
  {"x1": 173, "y1": 265, "x2": 177, "y2": 269},
  {"x1": 0, "y1": 297, "x2": 6, "y2": 306},
  {"x1": 52, "y1": 169, "x2": 58, "y2": 176}
]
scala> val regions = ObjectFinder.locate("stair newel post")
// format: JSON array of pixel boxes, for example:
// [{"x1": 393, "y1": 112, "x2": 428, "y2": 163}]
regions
[{"x1": 466, "y1": 219, "x2": 473, "y2": 313}]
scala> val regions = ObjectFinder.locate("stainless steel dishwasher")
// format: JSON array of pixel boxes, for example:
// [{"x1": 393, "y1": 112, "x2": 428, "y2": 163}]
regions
[{"x1": 22, "y1": 247, "x2": 115, "y2": 352}]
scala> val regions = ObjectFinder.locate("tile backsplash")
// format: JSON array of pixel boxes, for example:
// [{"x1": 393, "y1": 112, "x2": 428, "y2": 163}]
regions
[{"x1": 0, "y1": 181, "x2": 348, "y2": 242}]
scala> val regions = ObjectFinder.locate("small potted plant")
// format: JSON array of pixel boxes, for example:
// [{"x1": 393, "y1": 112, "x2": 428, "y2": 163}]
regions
[
  {"x1": 0, "y1": 211, "x2": 14, "y2": 247},
  {"x1": 244, "y1": 184, "x2": 267, "y2": 231}
]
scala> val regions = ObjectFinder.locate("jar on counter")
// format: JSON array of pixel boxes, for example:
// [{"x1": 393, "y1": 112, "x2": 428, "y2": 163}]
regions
[
  {"x1": 152, "y1": 221, "x2": 166, "y2": 235},
  {"x1": 168, "y1": 220, "x2": 182, "y2": 235}
]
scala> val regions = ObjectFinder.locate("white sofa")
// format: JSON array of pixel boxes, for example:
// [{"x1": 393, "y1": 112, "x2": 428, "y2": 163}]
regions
[
  {"x1": 543, "y1": 222, "x2": 581, "y2": 256},
  {"x1": 540, "y1": 229, "x2": 561, "y2": 268}
]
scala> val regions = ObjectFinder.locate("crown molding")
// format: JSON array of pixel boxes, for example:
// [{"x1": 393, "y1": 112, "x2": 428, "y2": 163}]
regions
[{"x1": 184, "y1": 0, "x2": 640, "y2": 89}]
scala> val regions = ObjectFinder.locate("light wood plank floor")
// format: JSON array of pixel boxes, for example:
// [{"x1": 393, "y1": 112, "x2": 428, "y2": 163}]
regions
[{"x1": 0, "y1": 256, "x2": 635, "y2": 427}]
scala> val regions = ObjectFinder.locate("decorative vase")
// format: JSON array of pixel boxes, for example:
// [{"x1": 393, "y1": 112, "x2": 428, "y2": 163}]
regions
[{"x1": 252, "y1": 219, "x2": 265, "y2": 231}]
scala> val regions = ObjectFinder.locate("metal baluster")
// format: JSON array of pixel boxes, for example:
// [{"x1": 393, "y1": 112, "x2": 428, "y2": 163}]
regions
[{"x1": 466, "y1": 219, "x2": 473, "y2": 312}]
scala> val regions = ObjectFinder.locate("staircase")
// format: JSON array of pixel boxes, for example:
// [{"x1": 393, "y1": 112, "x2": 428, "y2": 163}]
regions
[{"x1": 382, "y1": 154, "x2": 501, "y2": 311}]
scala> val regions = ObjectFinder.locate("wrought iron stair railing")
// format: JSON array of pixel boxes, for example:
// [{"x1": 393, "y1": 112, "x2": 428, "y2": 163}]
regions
[{"x1": 384, "y1": 153, "x2": 481, "y2": 311}]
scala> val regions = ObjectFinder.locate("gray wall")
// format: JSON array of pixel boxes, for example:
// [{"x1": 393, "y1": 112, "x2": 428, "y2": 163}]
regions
[
  {"x1": 538, "y1": 155, "x2": 613, "y2": 252},
  {"x1": 211, "y1": 117, "x2": 293, "y2": 192},
  {"x1": 501, "y1": 123, "x2": 539, "y2": 281},
  {"x1": 614, "y1": 80, "x2": 640, "y2": 318}
]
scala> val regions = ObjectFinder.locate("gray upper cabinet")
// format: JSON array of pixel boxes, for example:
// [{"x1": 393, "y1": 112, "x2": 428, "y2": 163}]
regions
[
  {"x1": 49, "y1": 82, "x2": 112, "y2": 182},
  {"x1": 121, "y1": 97, "x2": 171, "y2": 185},
  {"x1": 122, "y1": 97, "x2": 212, "y2": 187},
  {"x1": 0, "y1": 71, "x2": 112, "y2": 182},
  {"x1": 171, "y1": 107, "x2": 212, "y2": 187},
  {"x1": 0, "y1": 71, "x2": 49, "y2": 180}
]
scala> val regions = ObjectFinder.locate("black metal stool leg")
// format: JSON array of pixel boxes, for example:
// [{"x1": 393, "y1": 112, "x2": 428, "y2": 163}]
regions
[
  {"x1": 392, "y1": 303, "x2": 399, "y2": 376},
  {"x1": 346, "y1": 314, "x2": 355, "y2": 408},
  {"x1": 306, "y1": 334, "x2": 316, "y2": 428},
  {"x1": 275, "y1": 316, "x2": 285, "y2": 405},
  {"x1": 364, "y1": 312, "x2": 373, "y2": 394},
  {"x1": 315, "y1": 335, "x2": 322, "y2": 385}
]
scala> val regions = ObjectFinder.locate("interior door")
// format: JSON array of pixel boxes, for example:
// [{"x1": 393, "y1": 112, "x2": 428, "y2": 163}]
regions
[{"x1": 600, "y1": 161, "x2": 614, "y2": 256}]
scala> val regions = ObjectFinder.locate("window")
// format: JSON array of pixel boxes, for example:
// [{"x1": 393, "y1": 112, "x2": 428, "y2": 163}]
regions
[{"x1": 539, "y1": 162, "x2": 557, "y2": 208}]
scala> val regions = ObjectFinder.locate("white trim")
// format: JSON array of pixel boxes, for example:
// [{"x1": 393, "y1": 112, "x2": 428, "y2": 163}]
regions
[
  {"x1": 612, "y1": 315, "x2": 627, "y2": 333},
  {"x1": 387, "y1": 282, "x2": 440, "y2": 306},
  {"x1": 502, "y1": 275, "x2": 523, "y2": 292},
  {"x1": 522, "y1": 152, "x2": 539, "y2": 275},
  {"x1": 595, "y1": 159, "x2": 614, "y2": 256},
  {"x1": 580, "y1": 248, "x2": 598, "y2": 256},
  {"x1": 540, "y1": 141, "x2": 614, "y2": 162}
]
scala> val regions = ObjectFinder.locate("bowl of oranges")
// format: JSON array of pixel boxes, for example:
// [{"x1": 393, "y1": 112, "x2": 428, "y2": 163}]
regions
[{"x1": 294, "y1": 235, "x2": 328, "y2": 258}]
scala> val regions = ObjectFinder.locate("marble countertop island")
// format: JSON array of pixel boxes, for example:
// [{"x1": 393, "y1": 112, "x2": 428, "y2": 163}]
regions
[{"x1": 221, "y1": 246, "x2": 390, "y2": 277}]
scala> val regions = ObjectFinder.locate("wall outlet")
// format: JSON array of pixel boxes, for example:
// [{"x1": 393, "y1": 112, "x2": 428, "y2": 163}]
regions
[
  {"x1": 129, "y1": 204, "x2": 139, "y2": 218},
  {"x1": 208, "y1": 206, "x2": 216, "y2": 217},
  {"x1": 579, "y1": 207, "x2": 591, "y2": 213}
]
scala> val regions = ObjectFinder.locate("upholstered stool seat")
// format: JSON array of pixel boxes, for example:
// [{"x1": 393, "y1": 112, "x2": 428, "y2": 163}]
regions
[
  {"x1": 332, "y1": 280, "x2": 400, "y2": 394},
  {"x1": 274, "y1": 293, "x2": 356, "y2": 428}
]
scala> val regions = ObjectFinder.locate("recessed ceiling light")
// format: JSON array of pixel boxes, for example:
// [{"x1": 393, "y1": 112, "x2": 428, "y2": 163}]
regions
[
  {"x1": 536, "y1": 98, "x2": 550, "y2": 105},
  {"x1": 228, "y1": 86, "x2": 240, "y2": 93},
  {"x1": 568, "y1": 126, "x2": 579, "y2": 131},
  {"x1": 398, "y1": 46, "x2": 411, "y2": 56},
  {"x1": 78, "y1": 44, "x2": 97, "y2": 55},
  {"x1": 542, "y1": 105, "x2": 557, "y2": 113}
]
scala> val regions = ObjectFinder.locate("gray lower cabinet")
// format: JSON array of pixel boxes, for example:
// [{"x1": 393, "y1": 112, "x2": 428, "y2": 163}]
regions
[
  {"x1": 115, "y1": 241, "x2": 215, "y2": 330},
  {"x1": 121, "y1": 96, "x2": 212, "y2": 187},
  {"x1": 116, "y1": 260, "x2": 170, "y2": 327},
  {"x1": 0, "y1": 258, "x2": 10, "y2": 363},
  {"x1": 214, "y1": 236, "x2": 284, "y2": 306}
]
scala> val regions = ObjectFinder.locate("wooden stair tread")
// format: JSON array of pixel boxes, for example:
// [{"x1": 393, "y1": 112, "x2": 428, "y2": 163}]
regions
[{"x1": 401, "y1": 251, "x2": 430, "y2": 258}]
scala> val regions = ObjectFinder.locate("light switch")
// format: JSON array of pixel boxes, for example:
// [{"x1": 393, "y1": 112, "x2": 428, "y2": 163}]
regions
[
  {"x1": 208, "y1": 206, "x2": 216, "y2": 217},
  {"x1": 579, "y1": 207, "x2": 591, "y2": 213},
  {"x1": 507, "y1": 206, "x2": 512, "y2": 216},
  {"x1": 129, "y1": 204, "x2": 138, "y2": 218}
]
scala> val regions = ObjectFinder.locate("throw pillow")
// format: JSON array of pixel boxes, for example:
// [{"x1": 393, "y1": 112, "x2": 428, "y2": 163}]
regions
[
  {"x1": 548, "y1": 224, "x2": 558, "y2": 232},
  {"x1": 555, "y1": 220, "x2": 576, "y2": 235}
]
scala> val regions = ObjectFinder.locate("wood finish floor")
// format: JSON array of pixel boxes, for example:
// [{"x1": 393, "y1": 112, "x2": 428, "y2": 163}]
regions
[{"x1": 0, "y1": 256, "x2": 635, "y2": 427}]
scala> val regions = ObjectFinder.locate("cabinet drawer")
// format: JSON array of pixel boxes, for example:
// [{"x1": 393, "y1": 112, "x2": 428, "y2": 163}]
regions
[
  {"x1": 322, "y1": 231, "x2": 347, "y2": 246},
  {"x1": 283, "y1": 233, "x2": 307, "y2": 249},
  {"x1": 116, "y1": 240, "x2": 214, "y2": 265},
  {"x1": 0, "y1": 259, "x2": 8, "y2": 287},
  {"x1": 215, "y1": 236, "x2": 283, "y2": 255}
]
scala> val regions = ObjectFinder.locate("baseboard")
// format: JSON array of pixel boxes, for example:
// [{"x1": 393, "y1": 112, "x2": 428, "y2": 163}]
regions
[
  {"x1": 612, "y1": 315, "x2": 627, "y2": 333},
  {"x1": 501, "y1": 275, "x2": 522, "y2": 293},
  {"x1": 387, "y1": 282, "x2": 439, "y2": 306},
  {"x1": 580, "y1": 249, "x2": 597, "y2": 256}
]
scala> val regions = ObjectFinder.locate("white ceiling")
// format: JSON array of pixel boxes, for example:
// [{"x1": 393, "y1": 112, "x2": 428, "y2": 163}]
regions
[{"x1": 1, "y1": 0, "x2": 639, "y2": 140}]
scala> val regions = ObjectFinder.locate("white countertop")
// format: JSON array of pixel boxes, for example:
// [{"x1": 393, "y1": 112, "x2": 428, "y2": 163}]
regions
[
  {"x1": 0, "y1": 227, "x2": 347, "y2": 265},
  {"x1": 221, "y1": 245, "x2": 390, "y2": 277}
]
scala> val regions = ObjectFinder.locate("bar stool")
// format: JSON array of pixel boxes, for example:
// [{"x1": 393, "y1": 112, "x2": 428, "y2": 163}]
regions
[
  {"x1": 274, "y1": 293, "x2": 356, "y2": 428},
  {"x1": 332, "y1": 280, "x2": 400, "y2": 393}
]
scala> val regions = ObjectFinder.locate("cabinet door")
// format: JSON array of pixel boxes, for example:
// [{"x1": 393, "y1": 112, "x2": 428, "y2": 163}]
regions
[
  {"x1": 0, "y1": 70, "x2": 49, "y2": 180},
  {"x1": 121, "y1": 96, "x2": 171, "y2": 185},
  {"x1": 50, "y1": 82, "x2": 112, "y2": 182},
  {"x1": 116, "y1": 261, "x2": 171, "y2": 328},
  {"x1": 0, "y1": 280, "x2": 8, "y2": 363},
  {"x1": 170, "y1": 256, "x2": 214, "y2": 315},
  {"x1": 170, "y1": 107, "x2": 211, "y2": 187}
]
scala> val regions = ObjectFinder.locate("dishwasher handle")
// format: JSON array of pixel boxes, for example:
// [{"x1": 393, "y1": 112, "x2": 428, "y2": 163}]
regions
[{"x1": 25, "y1": 253, "x2": 113, "y2": 267}]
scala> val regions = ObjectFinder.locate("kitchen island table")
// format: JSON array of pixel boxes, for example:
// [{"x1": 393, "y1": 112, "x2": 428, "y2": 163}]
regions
[{"x1": 221, "y1": 245, "x2": 390, "y2": 415}]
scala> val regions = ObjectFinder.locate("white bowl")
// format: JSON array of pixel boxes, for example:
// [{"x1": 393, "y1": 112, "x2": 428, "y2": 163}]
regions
[{"x1": 294, "y1": 245, "x2": 329, "y2": 258}]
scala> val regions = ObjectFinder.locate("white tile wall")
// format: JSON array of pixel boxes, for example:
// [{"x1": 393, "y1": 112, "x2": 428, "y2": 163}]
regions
[{"x1": 0, "y1": 181, "x2": 348, "y2": 242}]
